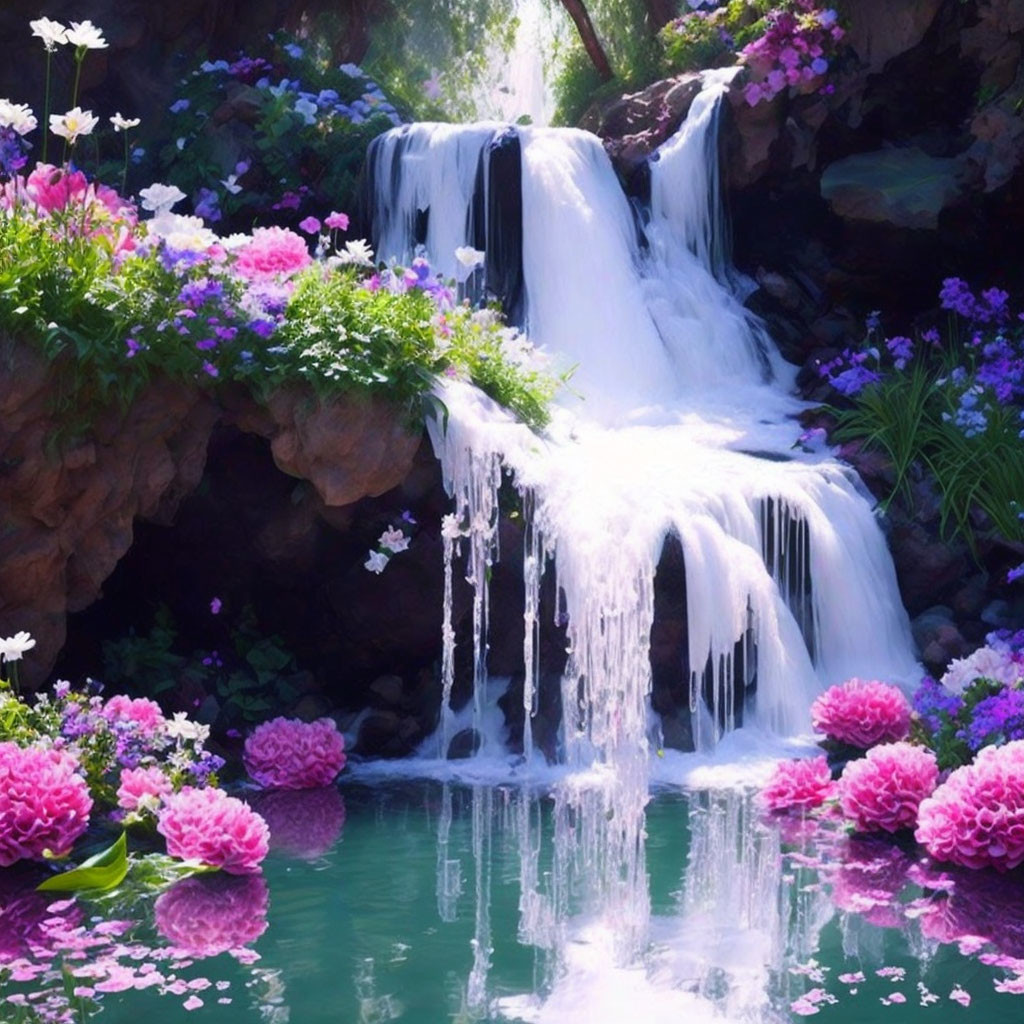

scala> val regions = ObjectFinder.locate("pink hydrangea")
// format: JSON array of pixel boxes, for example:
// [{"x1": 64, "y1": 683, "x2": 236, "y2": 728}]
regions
[
  {"x1": 157, "y1": 786, "x2": 269, "y2": 875},
  {"x1": 247, "y1": 786, "x2": 346, "y2": 858},
  {"x1": 916, "y1": 740, "x2": 1024, "y2": 872},
  {"x1": 760, "y1": 756, "x2": 836, "y2": 813},
  {"x1": 811, "y1": 678, "x2": 911, "y2": 749},
  {"x1": 233, "y1": 226, "x2": 311, "y2": 280},
  {"x1": 243, "y1": 716, "x2": 346, "y2": 790},
  {"x1": 154, "y1": 873, "x2": 269, "y2": 957},
  {"x1": 0, "y1": 743, "x2": 93, "y2": 866},
  {"x1": 838, "y1": 742, "x2": 938, "y2": 834},
  {"x1": 102, "y1": 694, "x2": 165, "y2": 736},
  {"x1": 116, "y1": 766, "x2": 173, "y2": 813}
]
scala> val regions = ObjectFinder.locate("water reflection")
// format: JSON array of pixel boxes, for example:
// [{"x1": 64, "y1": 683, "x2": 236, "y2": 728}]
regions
[
  {"x1": 247, "y1": 786, "x2": 347, "y2": 861},
  {"x1": 155, "y1": 873, "x2": 270, "y2": 957}
]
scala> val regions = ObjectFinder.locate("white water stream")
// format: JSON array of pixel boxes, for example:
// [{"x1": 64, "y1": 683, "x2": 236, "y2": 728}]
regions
[{"x1": 366, "y1": 70, "x2": 918, "y2": 1017}]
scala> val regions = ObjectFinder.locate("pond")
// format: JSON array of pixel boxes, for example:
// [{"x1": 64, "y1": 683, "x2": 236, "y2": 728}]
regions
[{"x1": 4, "y1": 774, "x2": 1024, "y2": 1023}]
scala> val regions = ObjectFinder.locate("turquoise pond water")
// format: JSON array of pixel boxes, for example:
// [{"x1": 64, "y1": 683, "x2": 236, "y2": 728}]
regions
[{"x1": 3, "y1": 779, "x2": 1024, "y2": 1023}]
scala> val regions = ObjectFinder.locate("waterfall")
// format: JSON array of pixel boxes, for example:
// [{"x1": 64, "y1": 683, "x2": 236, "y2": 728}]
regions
[{"x1": 369, "y1": 72, "x2": 918, "y2": 964}]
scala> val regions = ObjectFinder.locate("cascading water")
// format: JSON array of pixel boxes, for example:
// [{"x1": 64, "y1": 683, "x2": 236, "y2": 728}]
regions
[{"x1": 367, "y1": 69, "x2": 919, "y2": 988}]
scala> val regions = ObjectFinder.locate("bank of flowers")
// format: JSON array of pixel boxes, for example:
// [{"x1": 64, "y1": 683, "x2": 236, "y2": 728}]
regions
[
  {"x1": 0, "y1": 17, "x2": 559, "y2": 437},
  {"x1": 820, "y1": 277, "x2": 1024, "y2": 584},
  {"x1": 762, "y1": 628, "x2": 1024, "y2": 874},
  {"x1": 659, "y1": 1, "x2": 844, "y2": 105}
]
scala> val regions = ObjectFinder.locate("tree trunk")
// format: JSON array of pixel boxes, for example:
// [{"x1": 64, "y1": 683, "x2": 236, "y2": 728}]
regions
[
  {"x1": 558, "y1": 0, "x2": 614, "y2": 81},
  {"x1": 642, "y1": 0, "x2": 678, "y2": 33}
]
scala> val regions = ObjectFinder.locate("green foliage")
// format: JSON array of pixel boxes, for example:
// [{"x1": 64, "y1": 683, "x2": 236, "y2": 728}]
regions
[
  {"x1": 358, "y1": 0, "x2": 518, "y2": 121},
  {"x1": 38, "y1": 833, "x2": 129, "y2": 892},
  {"x1": 145, "y1": 33, "x2": 398, "y2": 231},
  {"x1": 102, "y1": 606, "x2": 185, "y2": 698}
]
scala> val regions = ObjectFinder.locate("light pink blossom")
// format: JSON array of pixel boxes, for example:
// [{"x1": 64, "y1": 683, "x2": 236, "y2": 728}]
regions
[
  {"x1": 243, "y1": 716, "x2": 346, "y2": 790},
  {"x1": 916, "y1": 740, "x2": 1024, "y2": 872},
  {"x1": 760, "y1": 756, "x2": 836, "y2": 813},
  {"x1": 116, "y1": 766, "x2": 173, "y2": 813},
  {"x1": 839, "y1": 742, "x2": 937, "y2": 834},
  {"x1": 0, "y1": 743, "x2": 92, "y2": 866},
  {"x1": 157, "y1": 787, "x2": 269, "y2": 875},
  {"x1": 233, "y1": 226, "x2": 311, "y2": 280},
  {"x1": 103, "y1": 694, "x2": 165, "y2": 736},
  {"x1": 811, "y1": 678, "x2": 911, "y2": 749}
]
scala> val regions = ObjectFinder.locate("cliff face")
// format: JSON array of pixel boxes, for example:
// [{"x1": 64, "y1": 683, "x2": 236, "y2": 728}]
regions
[{"x1": 0, "y1": 335, "x2": 420, "y2": 691}]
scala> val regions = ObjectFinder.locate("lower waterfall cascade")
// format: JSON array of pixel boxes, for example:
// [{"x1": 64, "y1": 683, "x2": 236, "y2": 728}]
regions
[{"x1": 366, "y1": 69, "x2": 921, "y2": 994}]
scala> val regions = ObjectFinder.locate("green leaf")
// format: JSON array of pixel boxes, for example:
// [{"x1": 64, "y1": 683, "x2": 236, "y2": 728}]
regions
[{"x1": 38, "y1": 832, "x2": 129, "y2": 892}]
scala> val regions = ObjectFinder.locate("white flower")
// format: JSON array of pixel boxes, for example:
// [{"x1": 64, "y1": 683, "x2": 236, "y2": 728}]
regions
[
  {"x1": 0, "y1": 631, "x2": 36, "y2": 663},
  {"x1": 147, "y1": 212, "x2": 218, "y2": 252},
  {"x1": 293, "y1": 97, "x2": 317, "y2": 125},
  {"x1": 49, "y1": 107, "x2": 99, "y2": 143},
  {"x1": 65, "y1": 20, "x2": 108, "y2": 50},
  {"x1": 0, "y1": 99, "x2": 37, "y2": 136},
  {"x1": 941, "y1": 646, "x2": 1021, "y2": 693},
  {"x1": 441, "y1": 514, "x2": 464, "y2": 540},
  {"x1": 455, "y1": 245, "x2": 485, "y2": 269},
  {"x1": 378, "y1": 527, "x2": 410, "y2": 554},
  {"x1": 166, "y1": 712, "x2": 210, "y2": 743},
  {"x1": 220, "y1": 173, "x2": 243, "y2": 195},
  {"x1": 221, "y1": 232, "x2": 251, "y2": 250},
  {"x1": 337, "y1": 238, "x2": 375, "y2": 267},
  {"x1": 138, "y1": 182, "x2": 186, "y2": 213},
  {"x1": 109, "y1": 112, "x2": 140, "y2": 132},
  {"x1": 30, "y1": 17, "x2": 68, "y2": 51},
  {"x1": 364, "y1": 550, "x2": 389, "y2": 574}
]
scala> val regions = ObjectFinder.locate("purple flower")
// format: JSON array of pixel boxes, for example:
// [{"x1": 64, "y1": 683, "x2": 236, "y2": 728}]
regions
[
  {"x1": 962, "y1": 688, "x2": 1024, "y2": 751},
  {"x1": 811, "y1": 57, "x2": 829, "y2": 75},
  {"x1": 194, "y1": 187, "x2": 221, "y2": 222},
  {"x1": 885, "y1": 335, "x2": 914, "y2": 369},
  {"x1": 195, "y1": 338, "x2": 217, "y2": 351},
  {"x1": 169, "y1": 99, "x2": 190, "y2": 114},
  {"x1": 913, "y1": 676, "x2": 964, "y2": 734},
  {"x1": 298, "y1": 215, "x2": 321, "y2": 234},
  {"x1": 1009, "y1": 563, "x2": 1024, "y2": 584},
  {"x1": 201, "y1": 361, "x2": 219, "y2": 378},
  {"x1": 248, "y1": 318, "x2": 276, "y2": 338},
  {"x1": 283, "y1": 42, "x2": 304, "y2": 59},
  {"x1": 324, "y1": 210, "x2": 349, "y2": 231},
  {"x1": 939, "y1": 278, "x2": 978, "y2": 319},
  {"x1": 125, "y1": 337, "x2": 141, "y2": 358},
  {"x1": 210, "y1": 597, "x2": 222, "y2": 615}
]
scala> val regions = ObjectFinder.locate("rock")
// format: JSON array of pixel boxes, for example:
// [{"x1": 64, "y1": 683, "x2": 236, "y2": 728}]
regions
[
  {"x1": 967, "y1": 105, "x2": 1024, "y2": 192},
  {"x1": 889, "y1": 521, "x2": 970, "y2": 616},
  {"x1": 368, "y1": 674, "x2": 406, "y2": 709},
  {"x1": 820, "y1": 148, "x2": 962, "y2": 230},
  {"x1": 844, "y1": 0, "x2": 944, "y2": 73},
  {"x1": 263, "y1": 390, "x2": 422, "y2": 507},
  {"x1": 354, "y1": 710, "x2": 425, "y2": 758},
  {"x1": 291, "y1": 693, "x2": 333, "y2": 720},
  {"x1": 446, "y1": 728, "x2": 482, "y2": 760}
]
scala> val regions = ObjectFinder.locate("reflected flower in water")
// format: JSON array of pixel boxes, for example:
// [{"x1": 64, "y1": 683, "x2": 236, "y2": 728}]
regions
[
  {"x1": 0, "y1": 869, "x2": 83, "y2": 962},
  {"x1": 155, "y1": 873, "x2": 269, "y2": 957},
  {"x1": 828, "y1": 837, "x2": 914, "y2": 929},
  {"x1": 246, "y1": 786, "x2": 346, "y2": 859}
]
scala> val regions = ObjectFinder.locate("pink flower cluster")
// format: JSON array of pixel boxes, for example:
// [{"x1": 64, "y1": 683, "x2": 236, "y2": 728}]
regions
[
  {"x1": 116, "y1": 766, "x2": 172, "y2": 813},
  {"x1": 154, "y1": 873, "x2": 269, "y2": 957},
  {"x1": 741, "y1": 4, "x2": 844, "y2": 106},
  {"x1": 916, "y1": 740, "x2": 1024, "y2": 872},
  {"x1": 0, "y1": 743, "x2": 93, "y2": 866},
  {"x1": 102, "y1": 694, "x2": 165, "y2": 736},
  {"x1": 760, "y1": 755, "x2": 835, "y2": 813},
  {"x1": 838, "y1": 742, "x2": 937, "y2": 834},
  {"x1": 243, "y1": 716, "x2": 346, "y2": 790},
  {"x1": 811, "y1": 678, "x2": 911, "y2": 749},
  {"x1": 157, "y1": 786, "x2": 269, "y2": 875},
  {"x1": 2, "y1": 164, "x2": 138, "y2": 254},
  {"x1": 233, "y1": 225, "x2": 311, "y2": 280}
]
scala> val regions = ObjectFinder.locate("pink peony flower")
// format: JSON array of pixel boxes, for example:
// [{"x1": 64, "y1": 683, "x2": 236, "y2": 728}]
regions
[
  {"x1": 116, "y1": 766, "x2": 173, "y2": 813},
  {"x1": 233, "y1": 226, "x2": 311, "y2": 280},
  {"x1": 246, "y1": 786, "x2": 346, "y2": 858},
  {"x1": 243, "y1": 716, "x2": 346, "y2": 790},
  {"x1": 916, "y1": 740, "x2": 1024, "y2": 872},
  {"x1": 102, "y1": 694, "x2": 165, "y2": 736},
  {"x1": 760, "y1": 756, "x2": 836, "y2": 813},
  {"x1": 157, "y1": 787, "x2": 269, "y2": 875},
  {"x1": 838, "y1": 742, "x2": 937, "y2": 834},
  {"x1": 154, "y1": 873, "x2": 269, "y2": 957},
  {"x1": 0, "y1": 743, "x2": 93, "y2": 866},
  {"x1": 811, "y1": 678, "x2": 911, "y2": 749}
]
